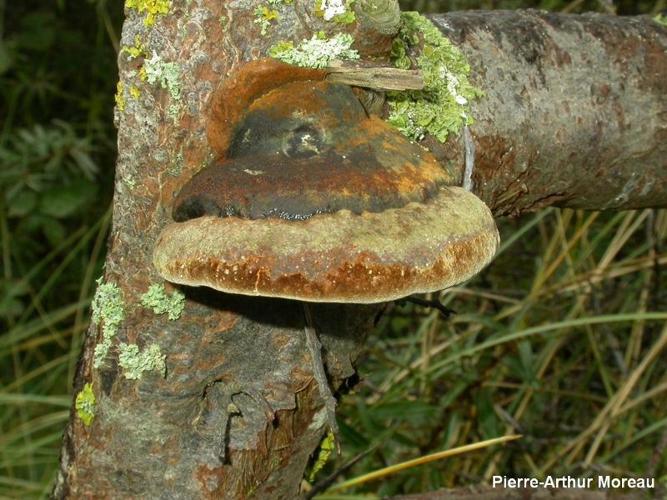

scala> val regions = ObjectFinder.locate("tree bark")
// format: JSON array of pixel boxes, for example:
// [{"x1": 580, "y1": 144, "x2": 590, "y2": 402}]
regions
[
  {"x1": 431, "y1": 11, "x2": 666, "y2": 216},
  {"x1": 54, "y1": 4, "x2": 666, "y2": 498}
]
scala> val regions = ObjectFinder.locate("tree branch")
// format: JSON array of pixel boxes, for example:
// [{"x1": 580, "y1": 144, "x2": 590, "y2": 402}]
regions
[{"x1": 427, "y1": 11, "x2": 666, "y2": 216}]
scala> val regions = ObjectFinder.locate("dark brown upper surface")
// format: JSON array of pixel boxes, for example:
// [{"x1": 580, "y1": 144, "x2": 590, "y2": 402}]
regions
[
  {"x1": 207, "y1": 59, "x2": 325, "y2": 157},
  {"x1": 174, "y1": 81, "x2": 451, "y2": 221}
]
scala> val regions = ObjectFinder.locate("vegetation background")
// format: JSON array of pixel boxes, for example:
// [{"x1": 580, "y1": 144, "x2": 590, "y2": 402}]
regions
[{"x1": 0, "y1": 0, "x2": 665, "y2": 498}]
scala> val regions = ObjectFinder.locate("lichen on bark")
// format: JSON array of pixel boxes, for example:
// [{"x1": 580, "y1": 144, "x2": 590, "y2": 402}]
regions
[
  {"x1": 91, "y1": 277, "x2": 125, "y2": 368},
  {"x1": 75, "y1": 383, "x2": 96, "y2": 426},
  {"x1": 387, "y1": 11, "x2": 482, "y2": 142},
  {"x1": 140, "y1": 283, "x2": 185, "y2": 320},
  {"x1": 269, "y1": 32, "x2": 360, "y2": 67},
  {"x1": 125, "y1": 0, "x2": 171, "y2": 27}
]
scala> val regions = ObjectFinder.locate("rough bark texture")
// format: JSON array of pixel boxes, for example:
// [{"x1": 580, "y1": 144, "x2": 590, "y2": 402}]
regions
[
  {"x1": 431, "y1": 11, "x2": 667, "y2": 216},
  {"x1": 55, "y1": 4, "x2": 666, "y2": 499}
]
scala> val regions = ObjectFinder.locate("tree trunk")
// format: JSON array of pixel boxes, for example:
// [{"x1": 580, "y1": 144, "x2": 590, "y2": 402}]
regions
[{"x1": 54, "y1": 3, "x2": 666, "y2": 498}]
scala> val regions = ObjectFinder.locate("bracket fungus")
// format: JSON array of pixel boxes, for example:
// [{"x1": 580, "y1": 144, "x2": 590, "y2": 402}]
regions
[
  {"x1": 153, "y1": 59, "x2": 499, "y2": 439},
  {"x1": 153, "y1": 59, "x2": 499, "y2": 304}
]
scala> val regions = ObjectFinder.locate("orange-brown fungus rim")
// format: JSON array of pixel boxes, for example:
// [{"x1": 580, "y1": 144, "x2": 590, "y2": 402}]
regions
[
  {"x1": 207, "y1": 59, "x2": 326, "y2": 158},
  {"x1": 153, "y1": 187, "x2": 500, "y2": 303}
]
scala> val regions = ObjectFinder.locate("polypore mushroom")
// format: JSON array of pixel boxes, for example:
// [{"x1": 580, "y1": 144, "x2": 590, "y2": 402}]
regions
[
  {"x1": 152, "y1": 59, "x2": 499, "y2": 437},
  {"x1": 154, "y1": 61, "x2": 498, "y2": 304}
]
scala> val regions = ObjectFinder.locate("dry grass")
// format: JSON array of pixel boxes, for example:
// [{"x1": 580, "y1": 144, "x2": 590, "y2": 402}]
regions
[{"x1": 323, "y1": 208, "x2": 667, "y2": 496}]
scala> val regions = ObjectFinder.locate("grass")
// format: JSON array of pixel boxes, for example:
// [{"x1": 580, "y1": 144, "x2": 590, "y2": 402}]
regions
[
  {"x1": 0, "y1": 0, "x2": 119, "y2": 496},
  {"x1": 319, "y1": 208, "x2": 667, "y2": 496},
  {"x1": 0, "y1": 0, "x2": 665, "y2": 498},
  {"x1": 0, "y1": 211, "x2": 112, "y2": 497}
]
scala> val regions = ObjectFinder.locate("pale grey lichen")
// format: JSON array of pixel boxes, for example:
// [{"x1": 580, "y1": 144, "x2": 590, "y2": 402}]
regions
[
  {"x1": 169, "y1": 150, "x2": 184, "y2": 176},
  {"x1": 167, "y1": 103, "x2": 181, "y2": 119},
  {"x1": 321, "y1": 0, "x2": 346, "y2": 20},
  {"x1": 91, "y1": 277, "x2": 125, "y2": 368},
  {"x1": 269, "y1": 33, "x2": 359, "y2": 69},
  {"x1": 308, "y1": 407, "x2": 329, "y2": 431},
  {"x1": 316, "y1": 0, "x2": 355, "y2": 24},
  {"x1": 144, "y1": 52, "x2": 182, "y2": 100},
  {"x1": 123, "y1": 173, "x2": 137, "y2": 189},
  {"x1": 141, "y1": 283, "x2": 185, "y2": 320},
  {"x1": 118, "y1": 343, "x2": 166, "y2": 380}
]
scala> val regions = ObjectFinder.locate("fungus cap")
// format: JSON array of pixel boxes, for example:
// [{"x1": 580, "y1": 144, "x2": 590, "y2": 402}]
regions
[
  {"x1": 155, "y1": 187, "x2": 498, "y2": 303},
  {"x1": 153, "y1": 60, "x2": 499, "y2": 303}
]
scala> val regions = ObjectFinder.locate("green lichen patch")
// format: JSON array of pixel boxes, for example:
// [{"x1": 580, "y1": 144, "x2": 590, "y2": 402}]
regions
[
  {"x1": 308, "y1": 429, "x2": 336, "y2": 481},
  {"x1": 254, "y1": 5, "x2": 279, "y2": 36},
  {"x1": 115, "y1": 81, "x2": 126, "y2": 112},
  {"x1": 387, "y1": 12, "x2": 482, "y2": 142},
  {"x1": 269, "y1": 40, "x2": 295, "y2": 58},
  {"x1": 269, "y1": 32, "x2": 359, "y2": 68},
  {"x1": 254, "y1": 0, "x2": 294, "y2": 36},
  {"x1": 117, "y1": 37, "x2": 145, "y2": 106},
  {"x1": 92, "y1": 277, "x2": 125, "y2": 368},
  {"x1": 654, "y1": 13, "x2": 667, "y2": 27},
  {"x1": 125, "y1": 0, "x2": 171, "y2": 27},
  {"x1": 118, "y1": 343, "x2": 166, "y2": 380},
  {"x1": 75, "y1": 383, "x2": 96, "y2": 426},
  {"x1": 144, "y1": 53, "x2": 182, "y2": 100},
  {"x1": 124, "y1": 174, "x2": 137, "y2": 188},
  {"x1": 122, "y1": 35, "x2": 147, "y2": 60},
  {"x1": 141, "y1": 283, "x2": 185, "y2": 320}
]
